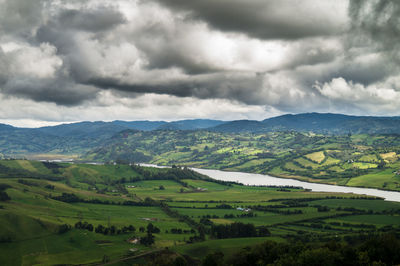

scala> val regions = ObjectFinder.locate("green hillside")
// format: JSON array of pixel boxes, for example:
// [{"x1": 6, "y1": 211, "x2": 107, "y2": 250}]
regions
[
  {"x1": 1, "y1": 160, "x2": 399, "y2": 265},
  {"x1": 84, "y1": 131, "x2": 400, "y2": 191}
]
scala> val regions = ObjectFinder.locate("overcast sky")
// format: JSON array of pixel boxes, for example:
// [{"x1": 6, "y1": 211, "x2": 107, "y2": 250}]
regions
[{"x1": 0, "y1": 0, "x2": 399, "y2": 127}]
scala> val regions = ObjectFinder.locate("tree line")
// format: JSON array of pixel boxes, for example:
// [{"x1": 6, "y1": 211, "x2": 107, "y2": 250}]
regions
[
  {"x1": 204, "y1": 233, "x2": 400, "y2": 266},
  {"x1": 210, "y1": 222, "x2": 270, "y2": 239}
]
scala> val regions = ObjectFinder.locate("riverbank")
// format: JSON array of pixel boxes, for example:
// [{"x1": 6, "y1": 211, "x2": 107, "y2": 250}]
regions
[
  {"x1": 139, "y1": 163, "x2": 400, "y2": 202},
  {"x1": 192, "y1": 168, "x2": 400, "y2": 202}
]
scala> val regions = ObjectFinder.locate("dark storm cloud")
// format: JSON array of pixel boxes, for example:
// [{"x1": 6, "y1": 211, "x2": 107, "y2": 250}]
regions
[
  {"x1": 0, "y1": 48, "x2": 9, "y2": 85},
  {"x1": 349, "y1": 0, "x2": 400, "y2": 62},
  {"x1": 35, "y1": 23, "x2": 94, "y2": 84},
  {"x1": 335, "y1": 59, "x2": 392, "y2": 86},
  {"x1": 152, "y1": 0, "x2": 348, "y2": 40},
  {"x1": 349, "y1": 0, "x2": 400, "y2": 45},
  {"x1": 131, "y1": 22, "x2": 221, "y2": 74},
  {"x1": 320, "y1": 0, "x2": 400, "y2": 88},
  {"x1": 87, "y1": 72, "x2": 266, "y2": 105},
  {"x1": 2, "y1": 0, "x2": 400, "y2": 120},
  {"x1": 0, "y1": 5, "x2": 127, "y2": 106},
  {"x1": 12, "y1": 0, "x2": 343, "y2": 108},
  {"x1": 36, "y1": 6, "x2": 126, "y2": 52},
  {"x1": 58, "y1": 8, "x2": 127, "y2": 33},
  {"x1": 140, "y1": 45, "x2": 221, "y2": 75},
  {"x1": 2, "y1": 77, "x2": 97, "y2": 106},
  {"x1": 1, "y1": 0, "x2": 347, "y2": 109},
  {"x1": 0, "y1": 0, "x2": 45, "y2": 36}
]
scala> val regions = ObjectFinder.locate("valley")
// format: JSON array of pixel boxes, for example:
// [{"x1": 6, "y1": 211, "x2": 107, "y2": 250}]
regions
[
  {"x1": 2, "y1": 114, "x2": 400, "y2": 265},
  {"x1": 2, "y1": 114, "x2": 400, "y2": 193},
  {"x1": 85, "y1": 130, "x2": 400, "y2": 192},
  {"x1": 0, "y1": 160, "x2": 400, "y2": 265},
  {"x1": 4, "y1": 1, "x2": 400, "y2": 264}
]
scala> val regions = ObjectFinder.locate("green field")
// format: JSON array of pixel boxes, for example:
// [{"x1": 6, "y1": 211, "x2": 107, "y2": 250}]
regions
[
  {"x1": 0, "y1": 160, "x2": 400, "y2": 265},
  {"x1": 305, "y1": 151, "x2": 325, "y2": 163},
  {"x1": 82, "y1": 131, "x2": 400, "y2": 192},
  {"x1": 347, "y1": 169, "x2": 400, "y2": 190}
]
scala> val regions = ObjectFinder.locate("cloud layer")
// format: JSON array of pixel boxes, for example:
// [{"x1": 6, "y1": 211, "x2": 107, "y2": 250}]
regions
[{"x1": 0, "y1": 0, "x2": 399, "y2": 126}]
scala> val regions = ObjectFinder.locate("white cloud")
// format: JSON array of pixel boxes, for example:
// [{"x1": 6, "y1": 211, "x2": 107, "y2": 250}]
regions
[
  {"x1": 3, "y1": 42, "x2": 62, "y2": 79},
  {"x1": 0, "y1": 0, "x2": 399, "y2": 124},
  {"x1": 314, "y1": 76, "x2": 400, "y2": 113},
  {"x1": 0, "y1": 91, "x2": 280, "y2": 127}
]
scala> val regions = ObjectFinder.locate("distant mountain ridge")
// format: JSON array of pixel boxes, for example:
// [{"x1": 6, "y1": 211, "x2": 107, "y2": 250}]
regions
[
  {"x1": 212, "y1": 113, "x2": 400, "y2": 134},
  {"x1": 156, "y1": 119, "x2": 225, "y2": 130},
  {"x1": 2, "y1": 113, "x2": 400, "y2": 156},
  {"x1": 0, "y1": 119, "x2": 225, "y2": 155},
  {"x1": 3, "y1": 113, "x2": 400, "y2": 135}
]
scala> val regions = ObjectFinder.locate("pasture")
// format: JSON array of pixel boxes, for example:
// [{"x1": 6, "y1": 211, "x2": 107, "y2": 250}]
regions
[{"x1": 1, "y1": 161, "x2": 400, "y2": 264}]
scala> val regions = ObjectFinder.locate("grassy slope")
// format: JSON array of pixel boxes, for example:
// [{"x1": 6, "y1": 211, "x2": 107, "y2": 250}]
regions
[
  {"x1": 1, "y1": 160, "x2": 400, "y2": 265},
  {"x1": 83, "y1": 131, "x2": 400, "y2": 191}
]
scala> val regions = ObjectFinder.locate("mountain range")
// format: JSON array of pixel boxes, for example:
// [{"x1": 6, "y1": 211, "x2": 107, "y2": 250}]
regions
[
  {"x1": 213, "y1": 113, "x2": 400, "y2": 134},
  {"x1": 1, "y1": 113, "x2": 400, "y2": 156}
]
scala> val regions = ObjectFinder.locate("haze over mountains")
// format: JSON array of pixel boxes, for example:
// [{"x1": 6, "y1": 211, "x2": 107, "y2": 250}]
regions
[
  {"x1": 3, "y1": 112, "x2": 400, "y2": 134},
  {"x1": 1, "y1": 113, "x2": 400, "y2": 157},
  {"x1": 213, "y1": 113, "x2": 400, "y2": 134}
]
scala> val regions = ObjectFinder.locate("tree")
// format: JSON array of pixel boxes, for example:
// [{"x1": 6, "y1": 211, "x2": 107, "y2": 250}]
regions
[
  {"x1": 173, "y1": 256, "x2": 188, "y2": 266},
  {"x1": 198, "y1": 225, "x2": 206, "y2": 241},
  {"x1": 102, "y1": 255, "x2": 109, "y2": 263},
  {"x1": 146, "y1": 223, "x2": 160, "y2": 234},
  {"x1": 140, "y1": 231, "x2": 155, "y2": 246},
  {"x1": 378, "y1": 160, "x2": 386, "y2": 169},
  {"x1": 202, "y1": 252, "x2": 224, "y2": 266},
  {"x1": 258, "y1": 226, "x2": 271, "y2": 237},
  {"x1": 0, "y1": 191, "x2": 11, "y2": 201},
  {"x1": 110, "y1": 225, "x2": 116, "y2": 235},
  {"x1": 95, "y1": 224, "x2": 104, "y2": 234},
  {"x1": 211, "y1": 222, "x2": 257, "y2": 239},
  {"x1": 147, "y1": 223, "x2": 154, "y2": 233},
  {"x1": 128, "y1": 225, "x2": 136, "y2": 232},
  {"x1": 87, "y1": 223, "x2": 94, "y2": 232},
  {"x1": 298, "y1": 247, "x2": 339, "y2": 266},
  {"x1": 58, "y1": 224, "x2": 71, "y2": 234},
  {"x1": 74, "y1": 221, "x2": 82, "y2": 229}
]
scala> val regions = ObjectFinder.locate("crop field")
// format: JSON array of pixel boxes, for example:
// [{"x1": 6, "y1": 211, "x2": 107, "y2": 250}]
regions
[
  {"x1": 359, "y1": 154, "x2": 379, "y2": 163},
  {"x1": 346, "y1": 169, "x2": 400, "y2": 190},
  {"x1": 311, "y1": 198, "x2": 400, "y2": 211},
  {"x1": 381, "y1": 152, "x2": 398, "y2": 163},
  {"x1": 327, "y1": 214, "x2": 400, "y2": 227},
  {"x1": 0, "y1": 229, "x2": 138, "y2": 265},
  {"x1": 182, "y1": 179, "x2": 230, "y2": 191},
  {"x1": 305, "y1": 151, "x2": 325, "y2": 163},
  {"x1": 0, "y1": 161, "x2": 400, "y2": 265},
  {"x1": 84, "y1": 131, "x2": 400, "y2": 192}
]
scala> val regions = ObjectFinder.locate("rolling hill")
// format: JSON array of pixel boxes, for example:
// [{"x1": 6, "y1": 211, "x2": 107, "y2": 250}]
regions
[
  {"x1": 0, "y1": 119, "x2": 224, "y2": 156},
  {"x1": 2, "y1": 113, "x2": 400, "y2": 156}
]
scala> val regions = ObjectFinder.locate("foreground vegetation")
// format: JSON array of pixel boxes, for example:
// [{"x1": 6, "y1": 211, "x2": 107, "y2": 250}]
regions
[
  {"x1": 84, "y1": 130, "x2": 400, "y2": 191},
  {"x1": 0, "y1": 160, "x2": 400, "y2": 265}
]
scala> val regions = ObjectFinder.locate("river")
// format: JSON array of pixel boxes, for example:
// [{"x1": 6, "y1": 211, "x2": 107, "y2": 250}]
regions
[{"x1": 140, "y1": 164, "x2": 400, "y2": 202}]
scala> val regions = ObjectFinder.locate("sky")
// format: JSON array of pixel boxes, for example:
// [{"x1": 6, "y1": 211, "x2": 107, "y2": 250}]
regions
[{"x1": 0, "y1": 0, "x2": 399, "y2": 127}]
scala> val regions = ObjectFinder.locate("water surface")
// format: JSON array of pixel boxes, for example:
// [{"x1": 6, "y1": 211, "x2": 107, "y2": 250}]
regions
[
  {"x1": 193, "y1": 168, "x2": 400, "y2": 202},
  {"x1": 140, "y1": 164, "x2": 400, "y2": 202}
]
